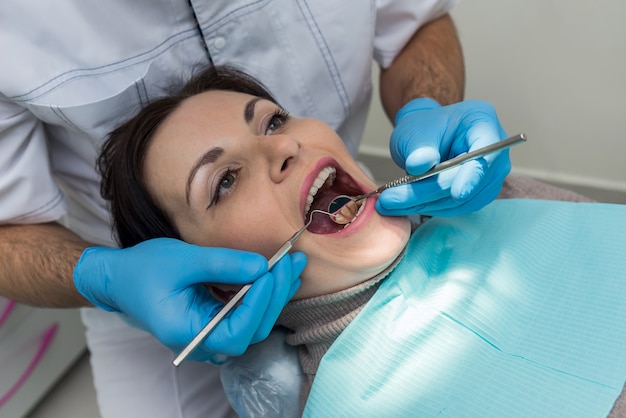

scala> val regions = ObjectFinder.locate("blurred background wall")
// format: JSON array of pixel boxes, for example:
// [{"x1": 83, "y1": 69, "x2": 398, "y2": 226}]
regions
[{"x1": 359, "y1": 0, "x2": 626, "y2": 203}]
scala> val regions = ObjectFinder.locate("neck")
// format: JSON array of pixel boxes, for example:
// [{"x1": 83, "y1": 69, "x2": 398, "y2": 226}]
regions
[{"x1": 276, "y1": 245, "x2": 407, "y2": 377}]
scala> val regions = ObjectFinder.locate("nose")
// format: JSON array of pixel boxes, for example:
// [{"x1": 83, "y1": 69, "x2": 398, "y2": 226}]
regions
[{"x1": 257, "y1": 134, "x2": 300, "y2": 183}]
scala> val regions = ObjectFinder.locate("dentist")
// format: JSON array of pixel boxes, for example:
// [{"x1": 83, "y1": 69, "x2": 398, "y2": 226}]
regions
[{"x1": 0, "y1": 1, "x2": 509, "y2": 416}]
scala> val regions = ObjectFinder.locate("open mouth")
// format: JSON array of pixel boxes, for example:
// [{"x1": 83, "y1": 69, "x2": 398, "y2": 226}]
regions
[{"x1": 304, "y1": 166, "x2": 366, "y2": 234}]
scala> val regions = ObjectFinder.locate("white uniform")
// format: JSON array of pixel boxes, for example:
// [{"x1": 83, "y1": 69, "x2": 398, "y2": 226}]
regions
[{"x1": 0, "y1": 0, "x2": 457, "y2": 416}]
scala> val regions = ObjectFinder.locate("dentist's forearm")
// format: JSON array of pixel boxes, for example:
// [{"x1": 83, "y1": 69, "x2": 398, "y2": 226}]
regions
[
  {"x1": 0, "y1": 222, "x2": 92, "y2": 307},
  {"x1": 379, "y1": 13, "x2": 465, "y2": 120}
]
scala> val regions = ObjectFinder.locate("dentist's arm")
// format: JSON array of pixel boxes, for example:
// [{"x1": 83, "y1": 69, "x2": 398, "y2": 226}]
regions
[
  {"x1": 0, "y1": 222, "x2": 305, "y2": 362},
  {"x1": 0, "y1": 223, "x2": 89, "y2": 307},
  {"x1": 379, "y1": 13, "x2": 464, "y2": 116},
  {"x1": 378, "y1": 13, "x2": 511, "y2": 217}
]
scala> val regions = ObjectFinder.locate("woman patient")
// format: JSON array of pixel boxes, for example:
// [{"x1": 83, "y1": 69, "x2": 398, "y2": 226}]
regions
[{"x1": 99, "y1": 66, "x2": 626, "y2": 417}]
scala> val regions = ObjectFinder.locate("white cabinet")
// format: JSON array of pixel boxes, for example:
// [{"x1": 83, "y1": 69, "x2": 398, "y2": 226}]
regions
[{"x1": 0, "y1": 297, "x2": 86, "y2": 418}]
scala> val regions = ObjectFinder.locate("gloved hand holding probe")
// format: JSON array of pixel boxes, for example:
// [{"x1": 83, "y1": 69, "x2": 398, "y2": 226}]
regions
[
  {"x1": 378, "y1": 98, "x2": 511, "y2": 217},
  {"x1": 73, "y1": 238, "x2": 306, "y2": 362}
]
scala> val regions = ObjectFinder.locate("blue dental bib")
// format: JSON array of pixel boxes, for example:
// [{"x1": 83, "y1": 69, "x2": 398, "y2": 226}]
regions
[{"x1": 304, "y1": 199, "x2": 626, "y2": 417}]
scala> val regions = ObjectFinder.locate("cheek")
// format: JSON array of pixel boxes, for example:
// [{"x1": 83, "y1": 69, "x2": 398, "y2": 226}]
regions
[
  {"x1": 185, "y1": 214, "x2": 256, "y2": 251},
  {"x1": 181, "y1": 202, "x2": 291, "y2": 260},
  {"x1": 298, "y1": 120, "x2": 348, "y2": 151}
]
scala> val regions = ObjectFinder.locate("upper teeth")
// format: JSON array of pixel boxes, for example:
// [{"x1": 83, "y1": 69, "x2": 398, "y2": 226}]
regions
[{"x1": 304, "y1": 166, "x2": 336, "y2": 214}]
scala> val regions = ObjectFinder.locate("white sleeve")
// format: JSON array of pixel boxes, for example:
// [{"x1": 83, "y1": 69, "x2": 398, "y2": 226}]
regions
[
  {"x1": 374, "y1": 0, "x2": 461, "y2": 69},
  {"x1": 0, "y1": 95, "x2": 66, "y2": 224}
]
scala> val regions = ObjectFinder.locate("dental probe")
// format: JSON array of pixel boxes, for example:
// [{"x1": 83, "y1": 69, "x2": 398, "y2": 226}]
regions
[
  {"x1": 329, "y1": 133, "x2": 527, "y2": 212},
  {"x1": 173, "y1": 209, "x2": 334, "y2": 367}
]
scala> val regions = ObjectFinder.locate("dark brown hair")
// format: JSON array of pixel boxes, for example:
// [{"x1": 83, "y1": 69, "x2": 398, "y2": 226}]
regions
[{"x1": 98, "y1": 66, "x2": 278, "y2": 248}]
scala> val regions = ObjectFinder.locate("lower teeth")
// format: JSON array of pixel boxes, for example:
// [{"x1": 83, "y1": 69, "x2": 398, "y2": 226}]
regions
[{"x1": 332, "y1": 199, "x2": 363, "y2": 226}]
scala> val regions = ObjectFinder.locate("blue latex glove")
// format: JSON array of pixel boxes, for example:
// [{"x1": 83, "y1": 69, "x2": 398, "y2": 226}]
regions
[
  {"x1": 378, "y1": 98, "x2": 511, "y2": 217},
  {"x1": 73, "y1": 238, "x2": 306, "y2": 362}
]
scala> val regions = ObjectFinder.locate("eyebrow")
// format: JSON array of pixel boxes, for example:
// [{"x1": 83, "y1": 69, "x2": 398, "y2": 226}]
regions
[
  {"x1": 244, "y1": 97, "x2": 261, "y2": 124},
  {"x1": 186, "y1": 147, "x2": 224, "y2": 206},
  {"x1": 184, "y1": 98, "x2": 260, "y2": 206}
]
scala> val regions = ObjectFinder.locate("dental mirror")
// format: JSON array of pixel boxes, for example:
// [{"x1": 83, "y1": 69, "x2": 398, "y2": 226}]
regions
[{"x1": 328, "y1": 196, "x2": 352, "y2": 213}]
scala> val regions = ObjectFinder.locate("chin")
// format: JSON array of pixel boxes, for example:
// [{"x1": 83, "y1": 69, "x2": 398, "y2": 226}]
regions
[{"x1": 294, "y1": 211, "x2": 411, "y2": 299}]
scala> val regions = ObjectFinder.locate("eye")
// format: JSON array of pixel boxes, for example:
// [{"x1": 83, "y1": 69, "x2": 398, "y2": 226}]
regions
[
  {"x1": 208, "y1": 168, "x2": 240, "y2": 209},
  {"x1": 219, "y1": 171, "x2": 236, "y2": 190},
  {"x1": 265, "y1": 108, "x2": 290, "y2": 135}
]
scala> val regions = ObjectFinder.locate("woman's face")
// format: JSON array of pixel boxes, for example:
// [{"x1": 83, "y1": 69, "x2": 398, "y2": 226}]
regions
[{"x1": 143, "y1": 90, "x2": 411, "y2": 298}]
